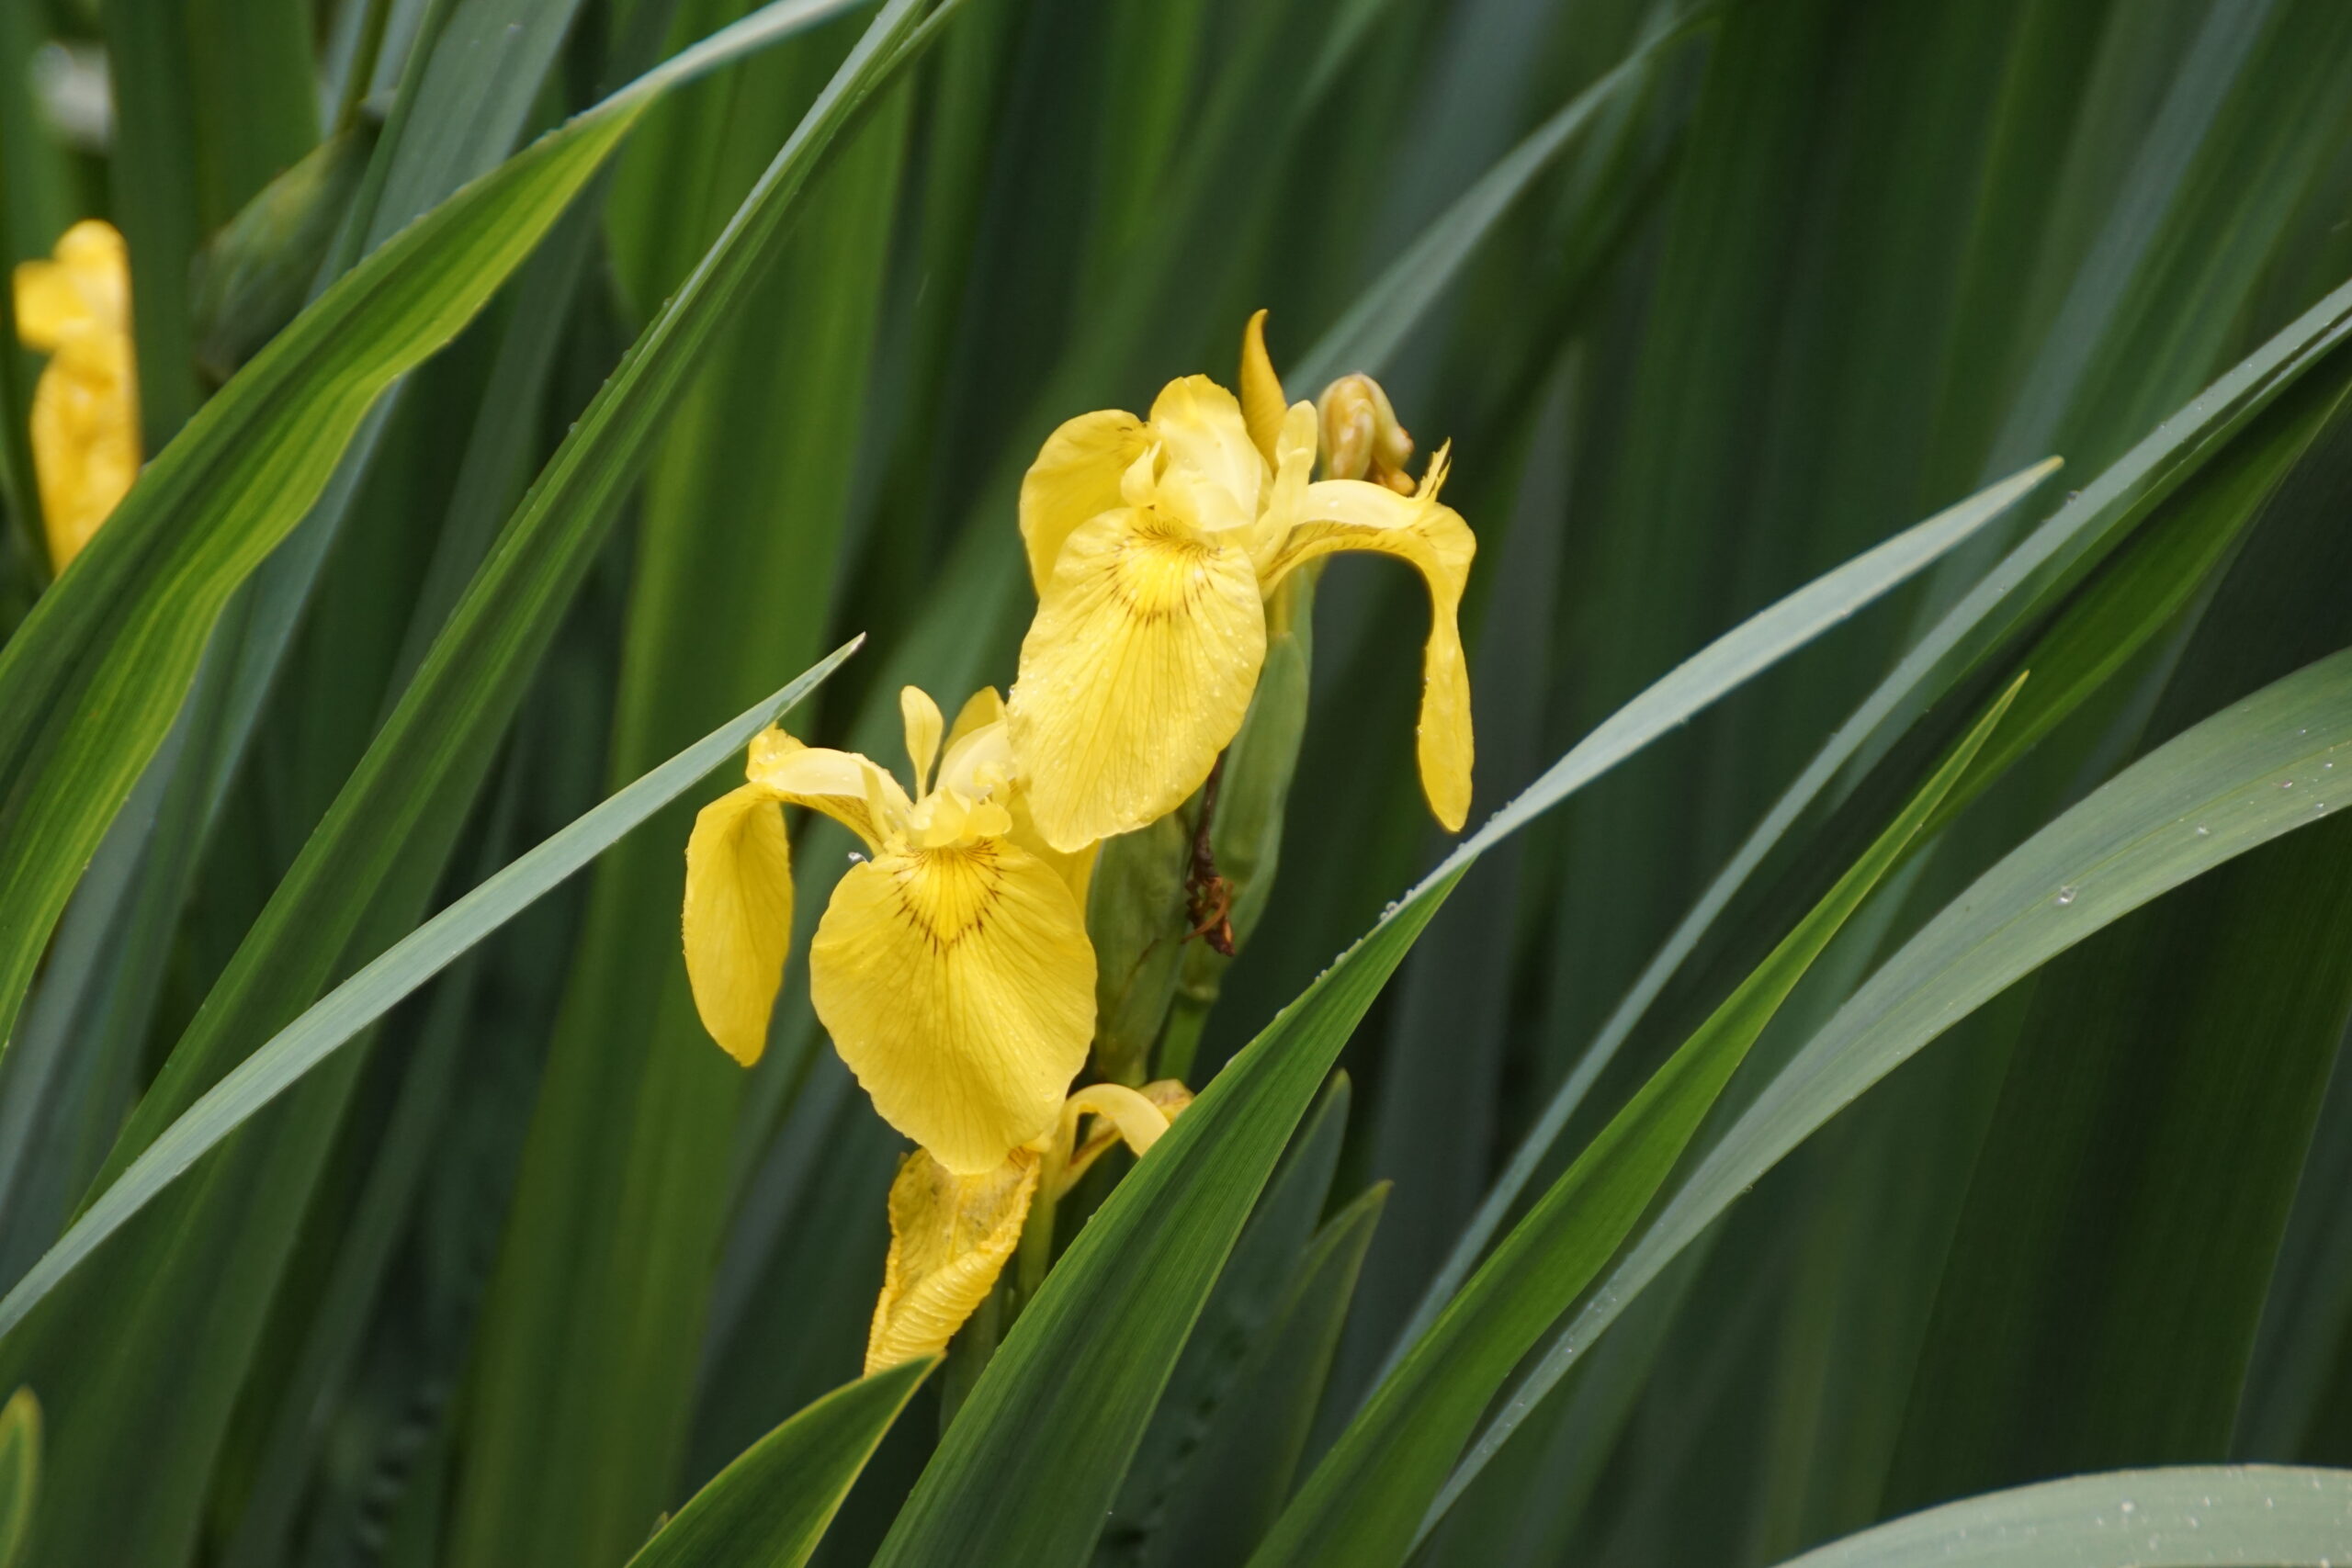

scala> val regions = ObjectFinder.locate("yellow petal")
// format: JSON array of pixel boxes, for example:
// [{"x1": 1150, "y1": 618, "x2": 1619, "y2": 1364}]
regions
[
  {"x1": 1269, "y1": 456, "x2": 1476, "y2": 830},
  {"x1": 1057, "y1": 1078, "x2": 1190, "y2": 1192},
  {"x1": 1021, "y1": 409, "x2": 1150, "y2": 592},
  {"x1": 811, "y1": 839, "x2": 1095, "y2": 1174},
  {"x1": 1008, "y1": 508, "x2": 1267, "y2": 851},
  {"x1": 944, "y1": 685, "x2": 1005, "y2": 750},
  {"x1": 1148, "y1": 375, "x2": 1263, "y2": 528},
  {"x1": 682, "y1": 783, "x2": 794, "y2": 1066},
  {"x1": 31, "y1": 337, "x2": 140, "y2": 571},
  {"x1": 900, "y1": 685, "x2": 944, "y2": 796},
  {"x1": 1238, "y1": 310, "x2": 1288, "y2": 469},
  {"x1": 865, "y1": 1146, "x2": 1039, "y2": 1374},
  {"x1": 745, "y1": 729, "x2": 911, "y2": 852},
  {"x1": 14, "y1": 220, "x2": 129, "y2": 352}
]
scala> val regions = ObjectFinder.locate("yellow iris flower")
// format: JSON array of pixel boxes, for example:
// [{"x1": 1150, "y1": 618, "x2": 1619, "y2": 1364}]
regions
[
  {"x1": 1005, "y1": 312, "x2": 1476, "y2": 852},
  {"x1": 865, "y1": 1079, "x2": 1190, "y2": 1372},
  {"x1": 684, "y1": 686, "x2": 1099, "y2": 1175},
  {"x1": 13, "y1": 220, "x2": 139, "y2": 571}
]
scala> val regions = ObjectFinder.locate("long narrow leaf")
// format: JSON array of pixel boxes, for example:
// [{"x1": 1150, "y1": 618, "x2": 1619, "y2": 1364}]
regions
[
  {"x1": 1772, "y1": 1466, "x2": 2352, "y2": 1568},
  {"x1": 0, "y1": 640, "x2": 856, "y2": 1346},
  {"x1": 1444, "y1": 643, "x2": 2352, "y2": 1524},
  {"x1": 0, "y1": 0, "x2": 870, "y2": 1055}
]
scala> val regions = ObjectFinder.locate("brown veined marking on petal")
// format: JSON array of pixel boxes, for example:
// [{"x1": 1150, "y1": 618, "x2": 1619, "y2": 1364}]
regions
[
  {"x1": 812, "y1": 838, "x2": 1096, "y2": 1173},
  {"x1": 887, "y1": 840, "x2": 1005, "y2": 956},
  {"x1": 1107, "y1": 515, "x2": 1224, "y2": 624}
]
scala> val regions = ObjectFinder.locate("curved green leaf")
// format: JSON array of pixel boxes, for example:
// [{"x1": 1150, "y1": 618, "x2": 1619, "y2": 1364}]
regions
[
  {"x1": 1247, "y1": 679, "x2": 2019, "y2": 1568},
  {"x1": 1773, "y1": 1466, "x2": 2352, "y2": 1567},
  {"x1": 0, "y1": 0, "x2": 870, "y2": 1057},
  {"x1": 0, "y1": 640, "x2": 855, "y2": 1347},
  {"x1": 628, "y1": 1360, "x2": 933, "y2": 1568},
  {"x1": 1447, "y1": 643, "x2": 2352, "y2": 1527}
]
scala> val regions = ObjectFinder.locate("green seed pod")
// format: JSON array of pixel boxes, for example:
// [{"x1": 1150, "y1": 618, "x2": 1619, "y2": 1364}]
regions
[{"x1": 1085, "y1": 794, "x2": 1199, "y2": 1087}]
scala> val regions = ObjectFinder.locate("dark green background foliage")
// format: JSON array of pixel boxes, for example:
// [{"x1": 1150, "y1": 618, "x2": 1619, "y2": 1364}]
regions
[{"x1": 2, "y1": 0, "x2": 2351, "y2": 1564}]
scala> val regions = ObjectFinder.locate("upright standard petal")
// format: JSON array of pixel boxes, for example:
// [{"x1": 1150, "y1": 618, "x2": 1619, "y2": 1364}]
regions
[
  {"x1": 13, "y1": 220, "x2": 129, "y2": 351},
  {"x1": 1021, "y1": 409, "x2": 1149, "y2": 592},
  {"x1": 1148, "y1": 375, "x2": 1263, "y2": 527},
  {"x1": 683, "y1": 783, "x2": 795, "y2": 1065},
  {"x1": 865, "y1": 1147, "x2": 1040, "y2": 1373},
  {"x1": 1238, "y1": 310, "x2": 1289, "y2": 469},
  {"x1": 811, "y1": 839, "x2": 1095, "y2": 1174},
  {"x1": 899, "y1": 685, "x2": 944, "y2": 795},
  {"x1": 1009, "y1": 508, "x2": 1267, "y2": 851},
  {"x1": 1269, "y1": 463, "x2": 1476, "y2": 830}
]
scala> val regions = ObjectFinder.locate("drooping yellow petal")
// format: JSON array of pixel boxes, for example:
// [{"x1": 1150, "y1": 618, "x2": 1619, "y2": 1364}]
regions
[
  {"x1": 1268, "y1": 454, "x2": 1476, "y2": 830},
  {"x1": 30, "y1": 335, "x2": 140, "y2": 570},
  {"x1": 1057, "y1": 1078, "x2": 1191, "y2": 1192},
  {"x1": 1021, "y1": 409, "x2": 1150, "y2": 592},
  {"x1": 1008, "y1": 508, "x2": 1267, "y2": 851},
  {"x1": 899, "y1": 685, "x2": 944, "y2": 796},
  {"x1": 1238, "y1": 310, "x2": 1288, "y2": 469},
  {"x1": 811, "y1": 839, "x2": 1095, "y2": 1174},
  {"x1": 745, "y1": 729, "x2": 910, "y2": 853},
  {"x1": 1147, "y1": 375, "x2": 1263, "y2": 530},
  {"x1": 683, "y1": 783, "x2": 794, "y2": 1066},
  {"x1": 865, "y1": 1146, "x2": 1040, "y2": 1373}
]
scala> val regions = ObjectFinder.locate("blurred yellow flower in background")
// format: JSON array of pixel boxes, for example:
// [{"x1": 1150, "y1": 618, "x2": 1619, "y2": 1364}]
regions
[
  {"x1": 865, "y1": 1079, "x2": 1191, "y2": 1373},
  {"x1": 14, "y1": 220, "x2": 138, "y2": 571},
  {"x1": 684, "y1": 685, "x2": 1098, "y2": 1175},
  {"x1": 1007, "y1": 312, "x2": 1476, "y2": 852}
]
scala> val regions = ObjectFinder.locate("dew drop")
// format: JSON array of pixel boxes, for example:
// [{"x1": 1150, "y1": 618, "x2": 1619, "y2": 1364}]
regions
[
  {"x1": 2282, "y1": 779, "x2": 2295, "y2": 790},
  {"x1": 2196, "y1": 825, "x2": 2211, "y2": 836},
  {"x1": 2055, "y1": 885, "x2": 2077, "y2": 906}
]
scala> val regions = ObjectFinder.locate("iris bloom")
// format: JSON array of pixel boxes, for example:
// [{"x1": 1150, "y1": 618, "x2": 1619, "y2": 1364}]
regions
[
  {"x1": 865, "y1": 1079, "x2": 1190, "y2": 1372},
  {"x1": 684, "y1": 686, "x2": 1098, "y2": 1175},
  {"x1": 1006, "y1": 312, "x2": 1475, "y2": 852},
  {"x1": 13, "y1": 220, "x2": 138, "y2": 571}
]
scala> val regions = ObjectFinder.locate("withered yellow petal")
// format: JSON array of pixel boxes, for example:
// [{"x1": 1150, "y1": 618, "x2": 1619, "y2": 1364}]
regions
[
  {"x1": 682, "y1": 783, "x2": 794, "y2": 1066},
  {"x1": 31, "y1": 335, "x2": 140, "y2": 570},
  {"x1": 1021, "y1": 409, "x2": 1150, "y2": 592},
  {"x1": 1238, "y1": 310, "x2": 1289, "y2": 470},
  {"x1": 1270, "y1": 466, "x2": 1476, "y2": 830},
  {"x1": 1008, "y1": 509, "x2": 1267, "y2": 851},
  {"x1": 745, "y1": 729, "x2": 910, "y2": 852},
  {"x1": 865, "y1": 1146, "x2": 1039, "y2": 1373},
  {"x1": 811, "y1": 840, "x2": 1095, "y2": 1174}
]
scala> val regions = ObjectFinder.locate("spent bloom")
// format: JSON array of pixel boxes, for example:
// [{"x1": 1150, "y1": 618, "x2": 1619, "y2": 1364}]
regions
[
  {"x1": 14, "y1": 220, "x2": 138, "y2": 571},
  {"x1": 684, "y1": 685, "x2": 1097, "y2": 1175},
  {"x1": 1006, "y1": 311, "x2": 1475, "y2": 851},
  {"x1": 865, "y1": 1079, "x2": 1190, "y2": 1372}
]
